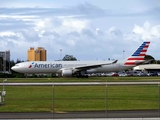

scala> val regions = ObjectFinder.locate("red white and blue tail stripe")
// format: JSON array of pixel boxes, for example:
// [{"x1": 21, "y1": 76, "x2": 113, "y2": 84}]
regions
[{"x1": 124, "y1": 41, "x2": 150, "y2": 66}]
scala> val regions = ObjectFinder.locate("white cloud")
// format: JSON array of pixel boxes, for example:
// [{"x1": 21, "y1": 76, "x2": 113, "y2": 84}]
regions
[
  {"x1": 122, "y1": 21, "x2": 160, "y2": 59},
  {"x1": 0, "y1": 2, "x2": 160, "y2": 61},
  {"x1": 0, "y1": 0, "x2": 59, "y2": 8},
  {"x1": 66, "y1": 39, "x2": 76, "y2": 46},
  {"x1": 0, "y1": 31, "x2": 16, "y2": 37},
  {"x1": 34, "y1": 17, "x2": 90, "y2": 34},
  {"x1": 1, "y1": 20, "x2": 159, "y2": 61},
  {"x1": 151, "y1": 25, "x2": 160, "y2": 38},
  {"x1": 108, "y1": 27, "x2": 123, "y2": 38},
  {"x1": 62, "y1": 18, "x2": 90, "y2": 32},
  {"x1": 132, "y1": 21, "x2": 160, "y2": 41}
]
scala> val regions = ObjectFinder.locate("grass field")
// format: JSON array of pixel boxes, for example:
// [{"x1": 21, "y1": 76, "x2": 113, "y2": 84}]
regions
[
  {"x1": 0, "y1": 77, "x2": 160, "y2": 112},
  {"x1": 0, "y1": 76, "x2": 160, "y2": 82}
]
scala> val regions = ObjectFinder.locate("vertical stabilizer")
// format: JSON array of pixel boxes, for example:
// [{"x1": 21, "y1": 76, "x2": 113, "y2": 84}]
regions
[{"x1": 124, "y1": 42, "x2": 150, "y2": 66}]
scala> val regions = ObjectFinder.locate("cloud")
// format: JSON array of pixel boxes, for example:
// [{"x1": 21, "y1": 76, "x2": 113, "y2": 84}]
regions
[
  {"x1": 123, "y1": 21, "x2": 160, "y2": 59},
  {"x1": 1, "y1": 18, "x2": 159, "y2": 61},
  {"x1": 108, "y1": 27, "x2": 123, "y2": 38},
  {"x1": 0, "y1": 2, "x2": 106, "y2": 19},
  {"x1": 0, "y1": 2, "x2": 160, "y2": 61},
  {"x1": 20, "y1": 29, "x2": 39, "y2": 41},
  {"x1": 0, "y1": 0, "x2": 58, "y2": 8},
  {"x1": 81, "y1": 28, "x2": 95, "y2": 39},
  {"x1": 73, "y1": 2, "x2": 106, "y2": 18},
  {"x1": 144, "y1": 7, "x2": 160, "y2": 17},
  {"x1": 132, "y1": 21, "x2": 160, "y2": 41}
]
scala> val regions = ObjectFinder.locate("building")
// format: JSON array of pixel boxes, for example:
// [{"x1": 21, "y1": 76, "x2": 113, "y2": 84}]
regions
[
  {"x1": 0, "y1": 50, "x2": 10, "y2": 72},
  {"x1": 133, "y1": 64, "x2": 160, "y2": 72},
  {"x1": 28, "y1": 47, "x2": 46, "y2": 61}
]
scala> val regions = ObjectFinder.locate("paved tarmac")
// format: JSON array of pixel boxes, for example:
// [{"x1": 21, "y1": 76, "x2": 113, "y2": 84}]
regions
[{"x1": 0, "y1": 110, "x2": 159, "y2": 119}]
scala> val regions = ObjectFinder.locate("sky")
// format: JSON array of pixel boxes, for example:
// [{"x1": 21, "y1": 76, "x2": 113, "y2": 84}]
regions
[{"x1": 0, "y1": 0, "x2": 160, "y2": 61}]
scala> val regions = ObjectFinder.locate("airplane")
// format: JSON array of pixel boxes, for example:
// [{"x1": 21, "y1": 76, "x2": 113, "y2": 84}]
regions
[{"x1": 11, "y1": 41, "x2": 150, "y2": 77}]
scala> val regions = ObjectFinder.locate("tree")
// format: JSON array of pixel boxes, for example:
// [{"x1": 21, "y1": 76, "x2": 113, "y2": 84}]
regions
[
  {"x1": 10, "y1": 60, "x2": 15, "y2": 67},
  {"x1": 145, "y1": 55, "x2": 155, "y2": 60},
  {"x1": 62, "y1": 55, "x2": 77, "y2": 61},
  {"x1": 144, "y1": 55, "x2": 155, "y2": 64}
]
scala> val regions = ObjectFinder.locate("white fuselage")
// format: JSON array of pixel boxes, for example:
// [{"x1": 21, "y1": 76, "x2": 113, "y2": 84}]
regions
[
  {"x1": 11, "y1": 41, "x2": 150, "y2": 76},
  {"x1": 11, "y1": 60, "x2": 133, "y2": 74}
]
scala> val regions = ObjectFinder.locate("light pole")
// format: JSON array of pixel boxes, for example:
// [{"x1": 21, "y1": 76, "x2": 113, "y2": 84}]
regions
[
  {"x1": 60, "y1": 49, "x2": 62, "y2": 61},
  {"x1": 123, "y1": 50, "x2": 125, "y2": 59},
  {"x1": 9, "y1": 53, "x2": 11, "y2": 74},
  {"x1": 2, "y1": 79, "x2": 7, "y2": 103}
]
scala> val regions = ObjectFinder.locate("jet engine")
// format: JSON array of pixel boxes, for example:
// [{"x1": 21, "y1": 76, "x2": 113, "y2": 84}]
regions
[{"x1": 61, "y1": 69, "x2": 73, "y2": 77}]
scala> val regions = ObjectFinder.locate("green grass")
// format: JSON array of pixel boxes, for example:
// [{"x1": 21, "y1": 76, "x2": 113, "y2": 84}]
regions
[
  {"x1": 0, "y1": 77, "x2": 159, "y2": 112},
  {"x1": 0, "y1": 76, "x2": 160, "y2": 82}
]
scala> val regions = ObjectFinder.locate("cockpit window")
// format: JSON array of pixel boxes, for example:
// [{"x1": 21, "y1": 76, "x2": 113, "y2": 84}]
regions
[{"x1": 15, "y1": 65, "x2": 19, "y2": 66}]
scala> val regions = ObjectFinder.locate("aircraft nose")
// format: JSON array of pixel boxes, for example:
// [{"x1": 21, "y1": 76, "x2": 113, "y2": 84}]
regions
[
  {"x1": 11, "y1": 65, "x2": 22, "y2": 73},
  {"x1": 11, "y1": 64, "x2": 27, "y2": 73},
  {"x1": 11, "y1": 66, "x2": 18, "y2": 72}
]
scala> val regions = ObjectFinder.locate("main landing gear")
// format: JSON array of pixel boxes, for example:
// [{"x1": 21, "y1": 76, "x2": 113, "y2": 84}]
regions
[{"x1": 76, "y1": 74, "x2": 89, "y2": 78}]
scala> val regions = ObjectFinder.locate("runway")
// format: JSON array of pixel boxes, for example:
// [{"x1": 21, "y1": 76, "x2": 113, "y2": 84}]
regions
[
  {"x1": 0, "y1": 110, "x2": 159, "y2": 119},
  {"x1": 1, "y1": 81, "x2": 160, "y2": 86}
]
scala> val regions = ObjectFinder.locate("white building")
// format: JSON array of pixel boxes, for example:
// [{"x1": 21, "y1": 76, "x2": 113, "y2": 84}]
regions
[{"x1": 133, "y1": 64, "x2": 160, "y2": 72}]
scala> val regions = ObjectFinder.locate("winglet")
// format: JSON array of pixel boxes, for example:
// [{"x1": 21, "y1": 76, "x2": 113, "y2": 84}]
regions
[{"x1": 112, "y1": 60, "x2": 118, "y2": 64}]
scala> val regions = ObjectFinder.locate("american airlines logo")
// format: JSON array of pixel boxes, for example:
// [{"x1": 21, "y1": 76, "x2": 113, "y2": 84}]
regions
[
  {"x1": 28, "y1": 62, "x2": 62, "y2": 68},
  {"x1": 28, "y1": 62, "x2": 34, "y2": 68}
]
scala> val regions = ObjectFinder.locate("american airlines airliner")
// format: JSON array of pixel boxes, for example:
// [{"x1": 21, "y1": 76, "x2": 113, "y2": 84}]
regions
[{"x1": 11, "y1": 42, "x2": 150, "y2": 77}]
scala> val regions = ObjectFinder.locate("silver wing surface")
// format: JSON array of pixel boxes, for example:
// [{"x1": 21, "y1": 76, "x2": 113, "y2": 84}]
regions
[{"x1": 72, "y1": 60, "x2": 118, "y2": 72}]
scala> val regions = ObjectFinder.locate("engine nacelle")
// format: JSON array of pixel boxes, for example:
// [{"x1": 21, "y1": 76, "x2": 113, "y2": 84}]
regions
[{"x1": 61, "y1": 69, "x2": 73, "y2": 77}]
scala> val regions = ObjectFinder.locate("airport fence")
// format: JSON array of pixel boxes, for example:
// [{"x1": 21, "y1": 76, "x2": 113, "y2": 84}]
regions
[{"x1": 0, "y1": 82, "x2": 160, "y2": 118}]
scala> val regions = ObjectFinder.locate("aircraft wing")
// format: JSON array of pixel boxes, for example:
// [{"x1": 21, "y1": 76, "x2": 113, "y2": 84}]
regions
[
  {"x1": 142, "y1": 59, "x2": 154, "y2": 64},
  {"x1": 73, "y1": 60, "x2": 118, "y2": 71},
  {"x1": 135, "y1": 59, "x2": 154, "y2": 65}
]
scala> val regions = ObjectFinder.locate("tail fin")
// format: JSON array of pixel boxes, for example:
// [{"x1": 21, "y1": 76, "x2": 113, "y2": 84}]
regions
[{"x1": 124, "y1": 41, "x2": 150, "y2": 66}]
